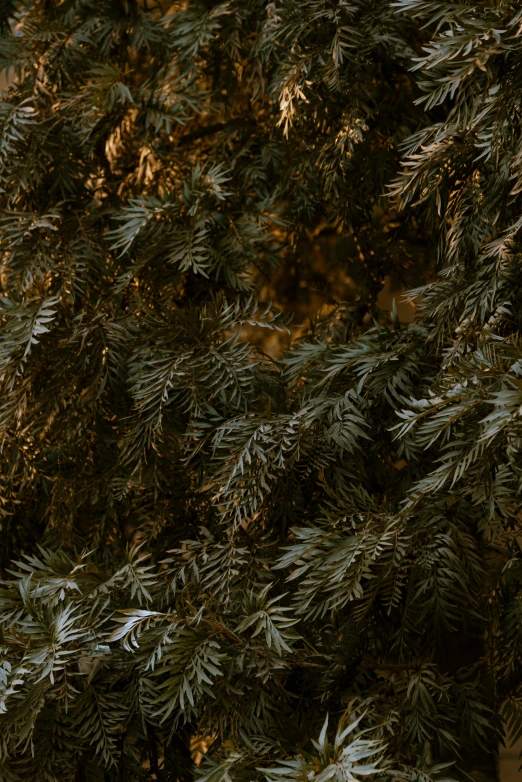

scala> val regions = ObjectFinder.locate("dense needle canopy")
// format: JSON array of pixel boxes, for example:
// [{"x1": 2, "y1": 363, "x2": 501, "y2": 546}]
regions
[{"x1": 0, "y1": 1, "x2": 521, "y2": 781}]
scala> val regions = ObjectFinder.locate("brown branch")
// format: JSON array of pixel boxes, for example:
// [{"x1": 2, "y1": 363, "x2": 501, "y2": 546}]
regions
[
  {"x1": 177, "y1": 122, "x2": 226, "y2": 146},
  {"x1": 177, "y1": 119, "x2": 257, "y2": 147}
]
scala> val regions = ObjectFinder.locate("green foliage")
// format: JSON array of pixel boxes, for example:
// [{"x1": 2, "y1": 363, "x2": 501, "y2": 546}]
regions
[{"x1": 0, "y1": 0, "x2": 520, "y2": 780}]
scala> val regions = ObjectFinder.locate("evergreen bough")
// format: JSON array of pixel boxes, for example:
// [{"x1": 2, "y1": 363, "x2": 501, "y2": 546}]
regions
[{"x1": 0, "y1": 1, "x2": 519, "y2": 780}]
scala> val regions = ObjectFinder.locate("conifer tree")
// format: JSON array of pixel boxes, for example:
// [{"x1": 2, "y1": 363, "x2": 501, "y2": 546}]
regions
[{"x1": 0, "y1": 1, "x2": 519, "y2": 781}]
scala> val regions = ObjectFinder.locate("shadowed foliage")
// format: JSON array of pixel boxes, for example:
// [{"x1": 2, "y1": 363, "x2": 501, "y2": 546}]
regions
[{"x1": 0, "y1": 2, "x2": 520, "y2": 781}]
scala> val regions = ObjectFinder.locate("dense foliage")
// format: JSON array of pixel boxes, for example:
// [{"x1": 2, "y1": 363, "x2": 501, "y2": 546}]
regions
[{"x1": 0, "y1": 1, "x2": 521, "y2": 780}]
